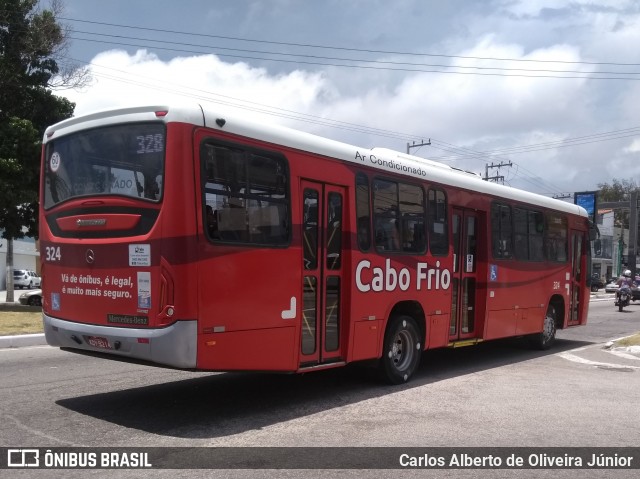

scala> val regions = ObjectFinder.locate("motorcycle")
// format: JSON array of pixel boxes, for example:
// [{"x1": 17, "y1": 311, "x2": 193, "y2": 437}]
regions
[{"x1": 615, "y1": 285, "x2": 631, "y2": 312}]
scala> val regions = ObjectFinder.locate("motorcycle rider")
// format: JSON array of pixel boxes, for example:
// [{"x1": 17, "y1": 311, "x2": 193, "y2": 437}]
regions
[
  {"x1": 615, "y1": 270, "x2": 635, "y2": 310},
  {"x1": 616, "y1": 270, "x2": 636, "y2": 288}
]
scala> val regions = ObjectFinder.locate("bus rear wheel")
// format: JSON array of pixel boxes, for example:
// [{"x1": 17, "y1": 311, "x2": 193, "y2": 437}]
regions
[
  {"x1": 379, "y1": 315, "x2": 421, "y2": 384},
  {"x1": 530, "y1": 305, "x2": 557, "y2": 350}
]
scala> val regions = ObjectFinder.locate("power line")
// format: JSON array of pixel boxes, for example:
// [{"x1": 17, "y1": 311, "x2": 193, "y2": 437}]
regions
[
  {"x1": 67, "y1": 30, "x2": 640, "y2": 78},
  {"x1": 2, "y1": 10, "x2": 631, "y2": 195},
  {"x1": 428, "y1": 127, "x2": 640, "y2": 162},
  {"x1": 58, "y1": 16, "x2": 640, "y2": 68},
  {"x1": 67, "y1": 56, "x2": 426, "y2": 142},
  {"x1": 67, "y1": 35, "x2": 640, "y2": 81},
  {"x1": 48, "y1": 16, "x2": 637, "y2": 196},
  {"x1": 72, "y1": 56, "x2": 569, "y2": 195},
  {"x1": 426, "y1": 140, "x2": 564, "y2": 195}
]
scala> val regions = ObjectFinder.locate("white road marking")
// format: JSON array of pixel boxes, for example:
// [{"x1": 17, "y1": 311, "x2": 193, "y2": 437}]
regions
[
  {"x1": 3, "y1": 414, "x2": 82, "y2": 446},
  {"x1": 605, "y1": 349, "x2": 640, "y2": 361},
  {"x1": 0, "y1": 345, "x2": 50, "y2": 353},
  {"x1": 558, "y1": 351, "x2": 640, "y2": 370}
]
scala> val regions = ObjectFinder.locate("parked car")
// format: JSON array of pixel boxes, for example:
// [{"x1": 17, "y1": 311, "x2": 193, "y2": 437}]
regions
[
  {"x1": 19, "y1": 289, "x2": 42, "y2": 306},
  {"x1": 604, "y1": 281, "x2": 619, "y2": 293},
  {"x1": 603, "y1": 280, "x2": 640, "y2": 299},
  {"x1": 13, "y1": 269, "x2": 41, "y2": 289},
  {"x1": 590, "y1": 274, "x2": 605, "y2": 292}
]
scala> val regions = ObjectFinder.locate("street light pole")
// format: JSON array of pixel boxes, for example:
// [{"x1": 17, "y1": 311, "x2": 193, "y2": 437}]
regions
[{"x1": 406, "y1": 140, "x2": 431, "y2": 154}]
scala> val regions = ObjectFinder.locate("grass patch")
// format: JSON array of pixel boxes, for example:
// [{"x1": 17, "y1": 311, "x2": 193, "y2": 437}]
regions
[
  {"x1": 0, "y1": 311, "x2": 43, "y2": 335},
  {"x1": 613, "y1": 333, "x2": 640, "y2": 347}
]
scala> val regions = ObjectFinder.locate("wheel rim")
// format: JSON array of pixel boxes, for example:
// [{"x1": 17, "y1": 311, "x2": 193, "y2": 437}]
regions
[
  {"x1": 542, "y1": 314, "x2": 555, "y2": 342},
  {"x1": 389, "y1": 329, "x2": 414, "y2": 372}
]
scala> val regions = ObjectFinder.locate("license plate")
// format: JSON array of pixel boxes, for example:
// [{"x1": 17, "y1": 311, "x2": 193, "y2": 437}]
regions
[{"x1": 86, "y1": 336, "x2": 111, "y2": 349}]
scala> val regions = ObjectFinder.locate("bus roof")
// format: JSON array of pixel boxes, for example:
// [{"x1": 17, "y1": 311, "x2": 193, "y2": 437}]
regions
[{"x1": 45, "y1": 103, "x2": 587, "y2": 218}]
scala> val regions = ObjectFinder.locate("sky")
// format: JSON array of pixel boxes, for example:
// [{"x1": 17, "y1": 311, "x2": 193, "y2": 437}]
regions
[{"x1": 44, "y1": 0, "x2": 640, "y2": 198}]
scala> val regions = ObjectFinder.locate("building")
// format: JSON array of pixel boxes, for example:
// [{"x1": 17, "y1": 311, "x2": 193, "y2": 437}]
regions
[
  {"x1": 0, "y1": 235, "x2": 39, "y2": 290},
  {"x1": 591, "y1": 208, "x2": 640, "y2": 282}
]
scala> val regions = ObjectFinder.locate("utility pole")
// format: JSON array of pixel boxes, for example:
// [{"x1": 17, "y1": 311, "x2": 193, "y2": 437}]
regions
[
  {"x1": 600, "y1": 191, "x2": 639, "y2": 280},
  {"x1": 484, "y1": 161, "x2": 512, "y2": 184},
  {"x1": 406, "y1": 139, "x2": 431, "y2": 154},
  {"x1": 628, "y1": 191, "x2": 638, "y2": 280}
]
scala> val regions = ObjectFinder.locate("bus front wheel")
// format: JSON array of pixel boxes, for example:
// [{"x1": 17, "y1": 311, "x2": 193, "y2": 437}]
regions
[{"x1": 379, "y1": 315, "x2": 422, "y2": 384}]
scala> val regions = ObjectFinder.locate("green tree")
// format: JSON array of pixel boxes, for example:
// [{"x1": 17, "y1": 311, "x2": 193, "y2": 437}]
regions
[
  {"x1": 0, "y1": 118, "x2": 40, "y2": 237},
  {"x1": 597, "y1": 178, "x2": 638, "y2": 228},
  {"x1": 1, "y1": 0, "x2": 86, "y2": 300}
]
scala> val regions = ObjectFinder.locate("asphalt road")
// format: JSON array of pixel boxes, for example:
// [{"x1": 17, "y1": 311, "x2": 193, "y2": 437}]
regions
[{"x1": 1, "y1": 298, "x2": 640, "y2": 479}]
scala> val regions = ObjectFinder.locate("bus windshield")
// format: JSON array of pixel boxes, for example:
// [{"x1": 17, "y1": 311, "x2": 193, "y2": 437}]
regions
[{"x1": 43, "y1": 122, "x2": 165, "y2": 209}]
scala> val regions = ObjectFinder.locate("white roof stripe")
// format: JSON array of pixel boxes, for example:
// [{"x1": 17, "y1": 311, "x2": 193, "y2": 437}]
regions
[{"x1": 45, "y1": 103, "x2": 587, "y2": 218}]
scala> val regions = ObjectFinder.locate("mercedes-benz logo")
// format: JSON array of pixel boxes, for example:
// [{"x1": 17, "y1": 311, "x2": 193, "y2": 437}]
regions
[{"x1": 86, "y1": 249, "x2": 95, "y2": 264}]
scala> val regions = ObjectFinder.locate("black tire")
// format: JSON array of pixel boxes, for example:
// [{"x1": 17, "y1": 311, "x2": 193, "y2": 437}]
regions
[
  {"x1": 619, "y1": 302, "x2": 624, "y2": 312},
  {"x1": 591, "y1": 285, "x2": 599, "y2": 292},
  {"x1": 530, "y1": 305, "x2": 557, "y2": 350},
  {"x1": 379, "y1": 315, "x2": 422, "y2": 384},
  {"x1": 28, "y1": 296, "x2": 42, "y2": 307}
]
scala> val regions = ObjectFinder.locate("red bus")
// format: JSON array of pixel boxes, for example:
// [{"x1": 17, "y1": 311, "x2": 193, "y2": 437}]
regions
[{"x1": 40, "y1": 104, "x2": 595, "y2": 384}]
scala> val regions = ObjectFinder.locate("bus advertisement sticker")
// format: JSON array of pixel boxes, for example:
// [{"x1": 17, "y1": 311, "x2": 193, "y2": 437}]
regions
[
  {"x1": 137, "y1": 272, "x2": 151, "y2": 309},
  {"x1": 129, "y1": 244, "x2": 151, "y2": 267}
]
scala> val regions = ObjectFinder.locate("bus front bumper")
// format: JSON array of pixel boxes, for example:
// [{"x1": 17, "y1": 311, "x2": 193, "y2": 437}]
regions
[{"x1": 43, "y1": 314, "x2": 197, "y2": 369}]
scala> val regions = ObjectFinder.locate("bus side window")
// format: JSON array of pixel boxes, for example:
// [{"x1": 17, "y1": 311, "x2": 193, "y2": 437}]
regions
[
  {"x1": 356, "y1": 173, "x2": 371, "y2": 251},
  {"x1": 400, "y1": 183, "x2": 425, "y2": 254},
  {"x1": 545, "y1": 213, "x2": 568, "y2": 262},
  {"x1": 428, "y1": 188, "x2": 448, "y2": 255},
  {"x1": 206, "y1": 205, "x2": 220, "y2": 239},
  {"x1": 373, "y1": 179, "x2": 400, "y2": 252},
  {"x1": 200, "y1": 142, "x2": 289, "y2": 245},
  {"x1": 491, "y1": 202, "x2": 513, "y2": 259}
]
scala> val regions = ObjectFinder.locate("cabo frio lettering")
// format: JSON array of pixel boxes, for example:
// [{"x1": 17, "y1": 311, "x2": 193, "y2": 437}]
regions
[{"x1": 356, "y1": 259, "x2": 451, "y2": 293}]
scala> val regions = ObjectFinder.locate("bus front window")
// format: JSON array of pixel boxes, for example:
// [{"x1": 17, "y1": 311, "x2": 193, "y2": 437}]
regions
[{"x1": 43, "y1": 122, "x2": 165, "y2": 209}]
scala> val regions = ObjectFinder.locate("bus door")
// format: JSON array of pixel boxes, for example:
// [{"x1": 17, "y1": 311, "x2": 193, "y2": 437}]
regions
[
  {"x1": 568, "y1": 230, "x2": 586, "y2": 325},
  {"x1": 300, "y1": 180, "x2": 347, "y2": 367},
  {"x1": 449, "y1": 208, "x2": 479, "y2": 342}
]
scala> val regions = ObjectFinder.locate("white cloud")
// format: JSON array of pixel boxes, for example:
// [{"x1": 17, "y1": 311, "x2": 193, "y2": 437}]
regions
[
  {"x1": 55, "y1": 0, "x2": 640, "y2": 195},
  {"x1": 496, "y1": 0, "x2": 636, "y2": 17},
  {"x1": 65, "y1": 49, "x2": 328, "y2": 126},
  {"x1": 624, "y1": 139, "x2": 640, "y2": 154}
]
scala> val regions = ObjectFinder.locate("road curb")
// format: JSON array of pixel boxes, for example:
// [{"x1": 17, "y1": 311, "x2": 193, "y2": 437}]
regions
[{"x1": 0, "y1": 333, "x2": 46, "y2": 349}]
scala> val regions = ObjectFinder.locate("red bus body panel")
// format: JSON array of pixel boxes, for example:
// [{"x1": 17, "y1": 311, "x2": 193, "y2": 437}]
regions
[{"x1": 40, "y1": 104, "x2": 590, "y2": 374}]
